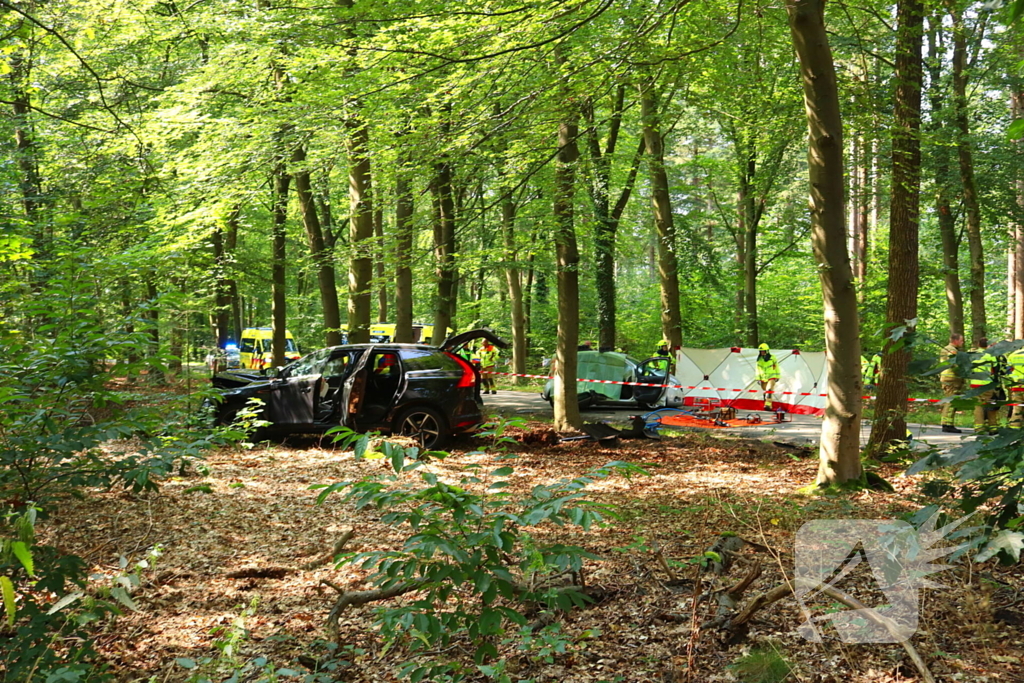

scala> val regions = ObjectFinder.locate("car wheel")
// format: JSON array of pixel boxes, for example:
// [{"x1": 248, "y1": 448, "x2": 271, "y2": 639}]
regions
[
  {"x1": 395, "y1": 406, "x2": 450, "y2": 451},
  {"x1": 637, "y1": 401, "x2": 656, "y2": 411},
  {"x1": 217, "y1": 407, "x2": 240, "y2": 427}
]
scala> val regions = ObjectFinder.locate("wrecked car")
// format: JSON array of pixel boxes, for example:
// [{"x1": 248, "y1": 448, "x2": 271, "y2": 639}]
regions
[{"x1": 209, "y1": 330, "x2": 508, "y2": 450}]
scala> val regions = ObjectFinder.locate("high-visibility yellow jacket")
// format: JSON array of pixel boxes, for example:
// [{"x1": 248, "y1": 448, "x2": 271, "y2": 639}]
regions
[
  {"x1": 479, "y1": 345, "x2": 499, "y2": 368},
  {"x1": 756, "y1": 355, "x2": 780, "y2": 382},
  {"x1": 1006, "y1": 348, "x2": 1024, "y2": 387},
  {"x1": 969, "y1": 347, "x2": 997, "y2": 388},
  {"x1": 861, "y1": 354, "x2": 881, "y2": 384}
]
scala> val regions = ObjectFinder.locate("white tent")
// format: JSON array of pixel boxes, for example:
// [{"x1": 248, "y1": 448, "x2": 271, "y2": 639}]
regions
[{"x1": 673, "y1": 347, "x2": 828, "y2": 416}]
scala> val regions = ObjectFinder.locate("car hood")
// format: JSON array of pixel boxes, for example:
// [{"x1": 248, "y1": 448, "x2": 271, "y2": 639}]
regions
[{"x1": 211, "y1": 370, "x2": 267, "y2": 389}]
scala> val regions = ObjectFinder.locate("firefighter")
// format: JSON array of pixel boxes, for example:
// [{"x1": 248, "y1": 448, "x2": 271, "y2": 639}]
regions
[
  {"x1": 756, "y1": 343, "x2": 781, "y2": 411},
  {"x1": 861, "y1": 352, "x2": 882, "y2": 390},
  {"x1": 1006, "y1": 344, "x2": 1024, "y2": 428},
  {"x1": 939, "y1": 333, "x2": 965, "y2": 433},
  {"x1": 479, "y1": 339, "x2": 499, "y2": 395},
  {"x1": 649, "y1": 339, "x2": 673, "y2": 374},
  {"x1": 969, "y1": 337, "x2": 1000, "y2": 434}
]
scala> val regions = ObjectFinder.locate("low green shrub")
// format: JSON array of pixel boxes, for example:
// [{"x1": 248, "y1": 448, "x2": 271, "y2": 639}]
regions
[{"x1": 313, "y1": 429, "x2": 645, "y2": 682}]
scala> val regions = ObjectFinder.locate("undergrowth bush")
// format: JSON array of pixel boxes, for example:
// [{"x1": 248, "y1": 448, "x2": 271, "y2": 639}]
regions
[
  {"x1": 313, "y1": 428, "x2": 645, "y2": 682},
  {"x1": 908, "y1": 430, "x2": 1024, "y2": 564},
  {"x1": 1, "y1": 256, "x2": 233, "y2": 680},
  {"x1": 0, "y1": 270, "x2": 226, "y2": 509}
]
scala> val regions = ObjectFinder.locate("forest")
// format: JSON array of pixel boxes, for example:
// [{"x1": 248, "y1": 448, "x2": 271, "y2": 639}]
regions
[{"x1": 2, "y1": 0, "x2": 1024, "y2": 681}]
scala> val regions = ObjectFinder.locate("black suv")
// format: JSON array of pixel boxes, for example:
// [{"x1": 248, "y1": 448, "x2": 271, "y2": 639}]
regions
[{"x1": 210, "y1": 330, "x2": 507, "y2": 449}]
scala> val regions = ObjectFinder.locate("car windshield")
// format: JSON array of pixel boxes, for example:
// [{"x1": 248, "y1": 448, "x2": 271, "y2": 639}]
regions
[{"x1": 281, "y1": 348, "x2": 330, "y2": 377}]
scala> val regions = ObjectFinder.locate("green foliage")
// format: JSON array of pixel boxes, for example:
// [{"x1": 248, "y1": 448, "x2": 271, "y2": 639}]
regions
[
  {"x1": 313, "y1": 435, "x2": 646, "y2": 680},
  {"x1": 909, "y1": 429, "x2": 1024, "y2": 563},
  {"x1": 173, "y1": 599, "x2": 305, "y2": 683},
  {"x1": 474, "y1": 415, "x2": 527, "y2": 455},
  {"x1": 727, "y1": 644, "x2": 794, "y2": 683},
  {"x1": 0, "y1": 259, "x2": 230, "y2": 509},
  {"x1": 1, "y1": 506, "x2": 111, "y2": 682}
]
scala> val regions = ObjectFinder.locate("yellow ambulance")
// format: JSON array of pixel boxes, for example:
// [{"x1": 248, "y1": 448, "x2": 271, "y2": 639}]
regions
[
  {"x1": 338, "y1": 323, "x2": 450, "y2": 344},
  {"x1": 238, "y1": 328, "x2": 301, "y2": 369}
]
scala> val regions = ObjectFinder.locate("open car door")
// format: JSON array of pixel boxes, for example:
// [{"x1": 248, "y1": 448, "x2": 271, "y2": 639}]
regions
[
  {"x1": 634, "y1": 357, "x2": 671, "y2": 408},
  {"x1": 439, "y1": 328, "x2": 510, "y2": 352},
  {"x1": 264, "y1": 374, "x2": 317, "y2": 425},
  {"x1": 339, "y1": 350, "x2": 373, "y2": 428}
]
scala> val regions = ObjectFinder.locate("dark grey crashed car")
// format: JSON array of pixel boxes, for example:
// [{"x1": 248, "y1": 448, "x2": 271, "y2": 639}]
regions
[{"x1": 209, "y1": 330, "x2": 507, "y2": 450}]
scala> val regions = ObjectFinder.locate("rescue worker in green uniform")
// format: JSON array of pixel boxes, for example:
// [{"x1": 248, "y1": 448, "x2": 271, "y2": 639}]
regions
[
  {"x1": 1006, "y1": 344, "x2": 1024, "y2": 428},
  {"x1": 939, "y1": 333, "x2": 964, "y2": 433},
  {"x1": 970, "y1": 337, "x2": 1000, "y2": 434},
  {"x1": 756, "y1": 343, "x2": 781, "y2": 411},
  {"x1": 479, "y1": 339, "x2": 499, "y2": 395}
]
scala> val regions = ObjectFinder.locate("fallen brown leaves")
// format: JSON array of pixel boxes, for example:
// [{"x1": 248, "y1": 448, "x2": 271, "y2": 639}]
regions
[{"x1": 40, "y1": 423, "x2": 1024, "y2": 683}]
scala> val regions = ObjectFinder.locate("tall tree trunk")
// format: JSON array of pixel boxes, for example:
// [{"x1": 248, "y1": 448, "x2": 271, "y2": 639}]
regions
[
  {"x1": 271, "y1": 159, "x2": 291, "y2": 367},
  {"x1": 211, "y1": 224, "x2": 232, "y2": 348},
  {"x1": 374, "y1": 206, "x2": 388, "y2": 323},
  {"x1": 168, "y1": 278, "x2": 186, "y2": 375},
  {"x1": 849, "y1": 67, "x2": 871, "y2": 303},
  {"x1": 732, "y1": 212, "x2": 746, "y2": 345},
  {"x1": 640, "y1": 80, "x2": 683, "y2": 350},
  {"x1": 738, "y1": 143, "x2": 760, "y2": 346},
  {"x1": 927, "y1": 17, "x2": 965, "y2": 340},
  {"x1": 867, "y1": 0, "x2": 924, "y2": 455},
  {"x1": 394, "y1": 161, "x2": 415, "y2": 343},
  {"x1": 1013, "y1": 57, "x2": 1024, "y2": 339},
  {"x1": 524, "y1": 236, "x2": 537, "y2": 336},
  {"x1": 146, "y1": 277, "x2": 160, "y2": 354},
  {"x1": 120, "y1": 280, "x2": 139, "y2": 367},
  {"x1": 552, "y1": 109, "x2": 583, "y2": 431},
  {"x1": 431, "y1": 158, "x2": 457, "y2": 344},
  {"x1": 851, "y1": 130, "x2": 870, "y2": 302},
  {"x1": 9, "y1": 53, "x2": 42, "y2": 225},
  {"x1": 346, "y1": 114, "x2": 374, "y2": 345},
  {"x1": 583, "y1": 86, "x2": 631, "y2": 351},
  {"x1": 950, "y1": 6, "x2": 986, "y2": 345},
  {"x1": 786, "y1": 0, "x2": 863, "y2": 485},
  {"x1": 294, "y1": 147, "x2": 342, "y2": 346},
  {"x1": 501, "y1": 194, "x2": 527, "y2": 384},
  {"x1": 224, "y1": 209, "x2": 242, "y2": 343}
]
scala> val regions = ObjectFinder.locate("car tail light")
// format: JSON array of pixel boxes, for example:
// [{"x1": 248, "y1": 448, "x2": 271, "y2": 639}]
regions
[{"x1": 445, "y1": 352, "x2": 477, "y2": 388}]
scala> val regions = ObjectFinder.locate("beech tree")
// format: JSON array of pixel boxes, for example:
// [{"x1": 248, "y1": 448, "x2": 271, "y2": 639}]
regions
[
  {"x1": 867, "y1": 0, "x2": 925, "y2": 454},
  {"x1": 552, "y1": 53, "x2": 583, "y2": 432},
  {"x1": 786, "y1": 0, "x2": 863, "y2": 485}
]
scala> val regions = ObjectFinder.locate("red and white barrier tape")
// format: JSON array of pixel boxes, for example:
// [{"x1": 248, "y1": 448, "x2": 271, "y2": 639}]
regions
[
  {"x1": 491, "y1": 370, "x2": 827, "y2": 397},
  {"x1": 490, "y1": 371, "x2": 1018, "y2": 403}
]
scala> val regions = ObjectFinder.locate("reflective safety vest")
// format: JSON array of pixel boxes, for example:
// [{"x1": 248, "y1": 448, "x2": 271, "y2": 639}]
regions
[
  {"x1": 479, "y1": 345, "x2": 498, "y2": 367},
  {"x1": 1006, "y1": 348, "x2": 1024, "y2": 387},
  {"x1": 648, "y1": 353, "x2": 672, "y2": 374},
  {"x1": 756, "y1": 355, "x2": 780, "y2": 382},
  {"x1": 969, "y1": 347, "x2": 997, "y2": 388},
  {"x1": 939, "y1": 343, "x2": 961, "y2": 381},
  {"x1": 861, "y1": 355, "x2": 881, "y2": 384}
]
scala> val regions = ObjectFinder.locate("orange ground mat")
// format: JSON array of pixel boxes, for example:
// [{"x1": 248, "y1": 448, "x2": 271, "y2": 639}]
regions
[{"x1": 657, "y1": 413, "x2": 766, "y2": 429}]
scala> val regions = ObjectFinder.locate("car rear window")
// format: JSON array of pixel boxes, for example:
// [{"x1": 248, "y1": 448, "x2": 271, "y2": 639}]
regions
[{"x1": 400, "y1": 349, "x2": 458, "y2": 372}]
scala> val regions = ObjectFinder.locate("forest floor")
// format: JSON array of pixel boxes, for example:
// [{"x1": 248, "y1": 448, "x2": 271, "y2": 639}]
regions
[{"x1": 44, "y1": 423, "x2": 1024, "y2": 683}]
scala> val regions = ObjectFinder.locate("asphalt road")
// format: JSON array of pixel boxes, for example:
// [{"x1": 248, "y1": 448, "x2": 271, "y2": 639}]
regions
[{"x1": 482, "y1": 389, "x2": 977, "y2": 451}]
